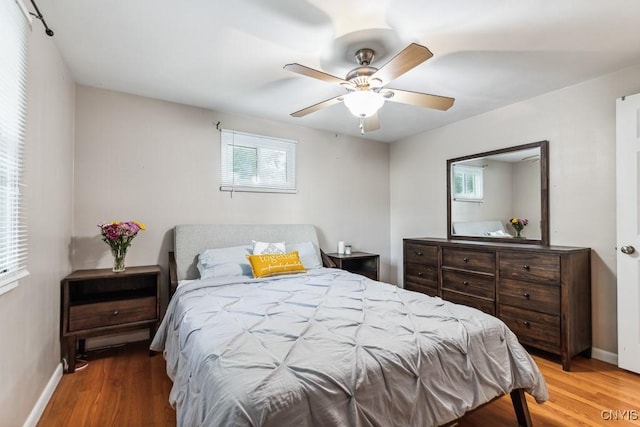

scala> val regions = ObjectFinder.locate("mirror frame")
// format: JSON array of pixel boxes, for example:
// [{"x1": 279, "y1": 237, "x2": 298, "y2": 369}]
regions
[{"x1": 446, "y1": 140, "x2": 549, "y2": 246}]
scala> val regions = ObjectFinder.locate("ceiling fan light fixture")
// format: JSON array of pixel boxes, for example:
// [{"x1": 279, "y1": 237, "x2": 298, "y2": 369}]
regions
[{"x1": 343, "y1": 90, "x2": 385, "y2": 118}]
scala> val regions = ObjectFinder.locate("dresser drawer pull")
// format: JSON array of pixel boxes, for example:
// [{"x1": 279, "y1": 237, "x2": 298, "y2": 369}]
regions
[
  {"x1": 523, "y1": 292, "x2": 530, "y2": 299},
  {"x1": 463, "y1": 257, "x2": 469, "y2": 263},
  {"x1": 523, "y1": 264, "x2": 530, "y2": 270},
  {"x1": 113, "y1": 310, "x2": 119, "y2": 316},
  {"x1": 415, "y1": 251, "x2": 423, "y2": 256},
  {"x1": 417, "y1": 272, "x2": 424, "y2": 277},
  {"x1": 463, "y1": 281, "x2": 469, "y2": 286},
  {"x1": 522, "y1": 320, "x2": 531, "y2": 327}
]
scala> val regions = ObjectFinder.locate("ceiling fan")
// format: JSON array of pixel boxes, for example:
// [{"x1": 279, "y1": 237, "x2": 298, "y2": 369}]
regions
[{"x1": 284, "y1": 43, "x2": 455, "y2": 134}]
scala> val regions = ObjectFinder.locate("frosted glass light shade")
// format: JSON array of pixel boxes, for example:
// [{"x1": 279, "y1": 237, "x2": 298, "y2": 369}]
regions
[{"x1": 343, "y1": 91, "x2": 385, "y2": 118}]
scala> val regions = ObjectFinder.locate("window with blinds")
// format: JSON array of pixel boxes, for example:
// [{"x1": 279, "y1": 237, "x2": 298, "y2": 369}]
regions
[
  {"x1": 220, "y1": 129, "x2": 297, "y2": 193},
  {"x1": 0, "y1": 0, "x2": 30, "y2": 295},
  {"x1": 452, "y1": 164, "x2": 484, "y2": 202}
]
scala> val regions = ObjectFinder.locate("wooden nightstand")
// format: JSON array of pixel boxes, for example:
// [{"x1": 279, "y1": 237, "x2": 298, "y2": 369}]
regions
[
  {"x1": 60, "y1": 265, "x2": 161, "y2": 373},
  {"x1": 325, "y1": 252, "x2": 380, "y2": 281}
]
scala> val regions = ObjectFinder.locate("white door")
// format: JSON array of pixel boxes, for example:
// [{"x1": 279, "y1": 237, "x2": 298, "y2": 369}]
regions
[{"x1": 616, "y1": 94, "x2": 640, "y2": 374}]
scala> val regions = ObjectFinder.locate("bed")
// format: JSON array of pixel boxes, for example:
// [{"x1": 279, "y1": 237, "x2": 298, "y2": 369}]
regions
[{"x1": 151, "y1": 224, "x2": 548, "y2": 426}]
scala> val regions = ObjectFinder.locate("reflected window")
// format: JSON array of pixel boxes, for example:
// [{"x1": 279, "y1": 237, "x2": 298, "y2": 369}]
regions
[{"x1": 452, "y1": 165, "x2": 483, "y2": 201}]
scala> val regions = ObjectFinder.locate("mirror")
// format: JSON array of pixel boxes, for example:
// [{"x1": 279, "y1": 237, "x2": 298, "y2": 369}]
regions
[{"x1": 447, "y1": 140, "x2": 549, "y2": 245}]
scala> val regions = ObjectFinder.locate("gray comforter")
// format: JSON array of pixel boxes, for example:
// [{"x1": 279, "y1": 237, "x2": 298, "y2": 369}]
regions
[{"x1": 151, "y1": 268, "x2": 548, "y2": 426}]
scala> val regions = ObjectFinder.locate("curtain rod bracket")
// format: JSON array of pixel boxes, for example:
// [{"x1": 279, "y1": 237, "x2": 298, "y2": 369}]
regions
[{"x1": 29, "y1": 0, "x2": 54, "y2": 37}]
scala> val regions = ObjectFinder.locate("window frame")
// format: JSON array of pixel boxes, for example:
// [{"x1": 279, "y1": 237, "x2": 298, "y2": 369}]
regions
[
  {"x1": 0, "y1": 0, "x2": 31, "y2": 295},
  {"x1": 220, "y1": 129, "x2": 297, "y2": 194},
  {"x1": 452, "y1": 164, "x2": 484, "y2": 202}
]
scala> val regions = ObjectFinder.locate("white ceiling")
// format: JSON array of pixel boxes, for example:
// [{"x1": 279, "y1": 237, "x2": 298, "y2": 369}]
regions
[{"x1": 38, "y1": 0, "x2": 640, "y2": 142}]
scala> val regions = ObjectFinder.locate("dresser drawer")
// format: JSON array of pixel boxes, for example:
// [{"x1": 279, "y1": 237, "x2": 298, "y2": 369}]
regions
[
  {"x1": 499, "y1": 278, "x2": 560, "y2": 315},
  {"x1": 69, "y1": 296, "x2": 157, "y2": 331},
  {"x1": 499, "y1": 252, "x2": 560, "y2": 285},
  {"x1": 405, "y1": 242, "x2": 438, "y2": 265},
  {"x1": 442, "y1": 290, "x2": 495, "y2": 316},
  {"x1": 405, "y1": 262, "x2": 437, "y2": 287},
  {"x1": 442, "y1": 248, "x2": 495, "y2": 274},
  {"x1": 405, "y1": 282, "x2": 438, "y2": 297},
  {"x1": 442, "y1": 270, "x2": 495, "y2": 299},
  {"x1": 500, "y1": 304, "x2": 560, "y2": 353}
]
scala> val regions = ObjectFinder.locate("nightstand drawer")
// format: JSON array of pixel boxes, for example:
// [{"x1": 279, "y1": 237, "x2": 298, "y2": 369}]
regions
[
  {"x1": 405, "y1": 243, "x2": 438, "y2": 265},
  {"x1": 442, "y1": 248, "x2": 494, "y2": 274},
  {"x1": 442, "y1": 290, "x2": 495, "y2": 316},
  {"x1": 69, "y1": 296, "x2": 156, "y2": 331},
  {"x1": 499, "y1": 252, "x2": 560, "y2": 285},
  {"x1": 442, "y1": 270, "x2": 494, "y2": 299},
  {"x1": 500, "y1": 304, "x2": 560, "y2": 352},
  {"x1": 499, "y1": 278, "x2": 560, "y2": 315}
]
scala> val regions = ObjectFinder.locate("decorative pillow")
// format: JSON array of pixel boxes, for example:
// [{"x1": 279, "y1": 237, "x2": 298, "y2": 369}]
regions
[
  {"x1": 246, "y1": 251, "x2": 306, "y2": 278},
  {"x1": 286, "y1": 241, "x2": 322, "y2": 270},
  {"x1": 197, "y1": 245, "x2": 253, "y2": 278},
  {"x1": 252, "y1": 240, "x2": 286, "y2": 255}
]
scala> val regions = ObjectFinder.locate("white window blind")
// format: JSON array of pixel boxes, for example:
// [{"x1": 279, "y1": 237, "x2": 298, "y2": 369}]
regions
[
  {"x1": 452, "y1": 164, "x2": 484, "y2": 202},
  {"x1": 220, "y1": 129, "x2": 297, "y2": 193},
  {"x1": 0, "y1": 0, "x2": 30, "y2": 294}
]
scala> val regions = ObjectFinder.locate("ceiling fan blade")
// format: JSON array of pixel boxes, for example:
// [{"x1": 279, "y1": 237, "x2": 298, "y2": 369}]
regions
[
  {"x1": 370, "y1": 43, "x2": 433, "y2": 86},
  {"x1": 363, "y1": 114, "x2": 380, "y2": 132},
  {"x1": 385, "y1": 88, "x2": 454, "y2": 111},
  {"x1": 290, "y1": 94, "x2": 344, "y2": 117},
  {"x1": 284, "y1": 63, "x2": 349, "y2": 85}
]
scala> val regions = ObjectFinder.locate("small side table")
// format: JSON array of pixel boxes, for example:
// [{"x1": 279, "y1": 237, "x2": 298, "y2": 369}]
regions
[
  {"x1": 325, "y1": 252, "x2": 380, "y2": 281},
  {"x1": 60, "y1": 265, "x2": 161, "y2": 373}
]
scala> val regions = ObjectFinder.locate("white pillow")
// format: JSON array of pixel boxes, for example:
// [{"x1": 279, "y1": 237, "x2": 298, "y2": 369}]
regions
[
  {"x1": 286, "y1": 241, "x2": 322, "y2": 270},
  {"x1": 252, "y1": 240, "x2": 286, "y2": 255},
  {"x1": 197, "y1": 245, "x2": 253, "y2": 278},
  {"x1": 486, "y1": 230, "x2": 511, "y2": 237}
]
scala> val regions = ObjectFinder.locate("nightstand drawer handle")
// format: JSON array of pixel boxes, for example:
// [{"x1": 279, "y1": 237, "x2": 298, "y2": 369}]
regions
[
  {"x1": 113, "y1": 310, "x2": 119, "y2": 316},
  {"x1": 522, "y1": 320, "x2": 531, "y2": 327},
  {"x1": 417, "y1": 272, "x2": 423, "y2": 277},
  {"x1": 463, "y1": 257, "x2": 469, "y2": 263},
  {"x1": 415, "y1": 251, "x2": 423, "y2": 256},
  {"x1": 523, "y1": 264, "x2": 530, "y2": 270},
  {"x1": 463, "y1": 281, "x2": 469, "y2": 286},
  {"x1": 523, "y1": 292, "x2": 530, "y2": 299}
]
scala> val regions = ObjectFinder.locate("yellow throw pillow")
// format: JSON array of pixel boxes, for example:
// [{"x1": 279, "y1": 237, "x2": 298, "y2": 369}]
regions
[{"x1": 246, "y1": 251, "x2": 306, "y2": 278}]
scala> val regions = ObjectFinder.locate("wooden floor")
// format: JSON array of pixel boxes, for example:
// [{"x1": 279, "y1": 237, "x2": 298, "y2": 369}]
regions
[{"x1": 39, "y1": 341, "x2": 640, "y2": 427}]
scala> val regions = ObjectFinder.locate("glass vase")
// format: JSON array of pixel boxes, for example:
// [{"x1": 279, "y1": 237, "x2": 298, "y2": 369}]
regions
[{"x1": 112, "y1": 247, "x2": 127, "y2": 273}]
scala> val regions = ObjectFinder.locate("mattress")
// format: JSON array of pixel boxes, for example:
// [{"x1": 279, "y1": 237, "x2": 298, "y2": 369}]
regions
[{"x1": 151, "y1": 268, "x2": 548, "y2": 426}]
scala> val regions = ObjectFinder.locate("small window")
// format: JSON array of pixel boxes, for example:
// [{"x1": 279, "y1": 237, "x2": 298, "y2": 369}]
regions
[
  {"x1": 220, "y1": 129, "x2": 296, "y2": 193},
  {"x1": 452, "y1": 165, "x2": 483, "y2": 201}
]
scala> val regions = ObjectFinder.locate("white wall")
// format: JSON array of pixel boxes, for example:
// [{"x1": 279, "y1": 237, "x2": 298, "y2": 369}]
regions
[
  {"x1": 391, "y1": 64, "x2": 640, "y2": 355},
  {"x1": 72, "y1": 86, "x2": 391, "y2": 305},
  {"x1": 0, "y1": 30, "x2": 75, "y2": 425}
]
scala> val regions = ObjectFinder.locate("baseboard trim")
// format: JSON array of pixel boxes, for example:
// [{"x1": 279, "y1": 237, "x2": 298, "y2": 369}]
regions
[
  {"x1": 591, "y1": 347, "x2": 618, "y2": 366},
  {"x1": 23, "y1": 362, "x2": 62, "y2": 427}
]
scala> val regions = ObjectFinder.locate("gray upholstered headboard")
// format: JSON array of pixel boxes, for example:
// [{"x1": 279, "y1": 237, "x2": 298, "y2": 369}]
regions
[{"x1": 173, "y1": 224, "x2": 320, "y2": 281}]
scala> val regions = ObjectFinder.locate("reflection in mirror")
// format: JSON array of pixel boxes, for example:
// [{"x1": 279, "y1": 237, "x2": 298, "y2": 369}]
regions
[{"x1": 447, "y1": 141, "x2": 549, "y2": 245}]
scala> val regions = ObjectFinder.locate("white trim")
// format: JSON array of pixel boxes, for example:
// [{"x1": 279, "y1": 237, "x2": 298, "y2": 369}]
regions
[
  {"x1": 14, "y1": 0, "x2": 33, "y2": 24},
  {"x1": 0, "y1": 269, "x2": 29, "y2": 296},
  {"x1": 591, "y1": 347, "x2": 618, "y2": 366},
  {"x1": 23, "y1": 363, "x2": 63, "y2": 427}
]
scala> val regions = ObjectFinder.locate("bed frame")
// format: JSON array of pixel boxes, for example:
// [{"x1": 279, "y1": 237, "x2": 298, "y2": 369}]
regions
[{"x1": 167, "y1": 223, "x2": 533, "y2": 427}]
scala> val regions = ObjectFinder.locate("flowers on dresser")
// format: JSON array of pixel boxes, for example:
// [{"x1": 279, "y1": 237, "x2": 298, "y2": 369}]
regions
[
  {"x1": 509, "y1": 217, "x2": 528, "y2": 238},
  {"x1": 98, "y1": 221, "x2": 145, "y2": 272}
]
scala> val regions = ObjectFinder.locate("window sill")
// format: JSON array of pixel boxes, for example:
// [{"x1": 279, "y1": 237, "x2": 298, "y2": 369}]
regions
[{"x1": 0, "y1": 269, "x2": 29, "y2": 296}]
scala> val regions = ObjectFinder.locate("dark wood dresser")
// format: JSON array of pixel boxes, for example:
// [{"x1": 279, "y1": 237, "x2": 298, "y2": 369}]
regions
[{"x1": 403, "y1": 238, "x2": 591, "y2": 371}]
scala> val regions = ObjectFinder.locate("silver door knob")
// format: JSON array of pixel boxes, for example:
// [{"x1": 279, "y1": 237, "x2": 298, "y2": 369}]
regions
[{"x1": 621, "y1": 245, "x2": 635, "y2": 254}]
